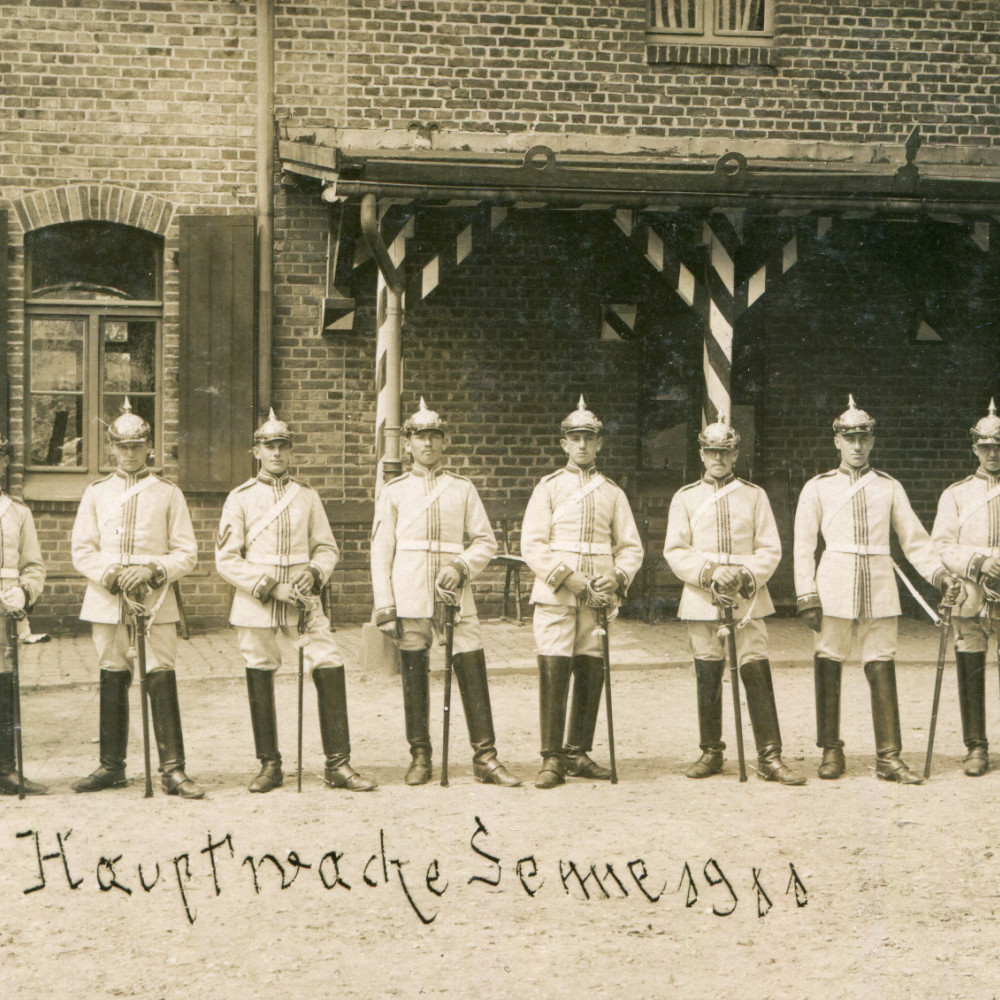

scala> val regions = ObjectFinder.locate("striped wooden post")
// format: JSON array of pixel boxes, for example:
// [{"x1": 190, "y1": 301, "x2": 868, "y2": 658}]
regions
[{"x1": 374, "y1": 208, "x2": 414, "y2": 495}]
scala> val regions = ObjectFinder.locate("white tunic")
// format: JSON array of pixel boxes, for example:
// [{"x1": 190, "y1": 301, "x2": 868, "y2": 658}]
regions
[
  {"x1": 0, "y1": 493, "x2": 45, "y2": 604},
  {"x1": 794, "y1": 464, "x2": 945, "y2": 620},
  {"x1": 215, "y1": 471, "x2": 339, "y2": 628},
  {"x1": 932, "y1": 469, "x2": 1000, "y2": 618},
  {"x1": 370, "y1": 464, "x2": 497, "y2": 622},
  {"x1": 521, "y1": 464, "x2": 643, "y2": 606},
  {"x1": 664, "y1": 474, "x2": 780, "y2": 621},
  {"x1": 71, "y1": 468, "x2": 196, "y2": 624}
]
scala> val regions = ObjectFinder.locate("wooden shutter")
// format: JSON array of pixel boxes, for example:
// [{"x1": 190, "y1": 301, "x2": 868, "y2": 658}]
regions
[{"x1": 178, "y1": 215, "x2": 256, "y2": 491}]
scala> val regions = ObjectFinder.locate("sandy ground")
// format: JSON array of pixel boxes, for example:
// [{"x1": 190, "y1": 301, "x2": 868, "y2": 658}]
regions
[{"x1": 3, "y1": 624, "x2": 999, "y2": 999}]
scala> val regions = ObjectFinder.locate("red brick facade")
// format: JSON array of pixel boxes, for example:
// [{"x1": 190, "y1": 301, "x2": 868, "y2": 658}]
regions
[{"x1": 2, "y1": 3, "x2": 998, "y2": 629}]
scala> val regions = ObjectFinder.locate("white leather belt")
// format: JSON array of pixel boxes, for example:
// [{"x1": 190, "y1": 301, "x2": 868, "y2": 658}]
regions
[
  {"x1": 551, "y1": 542, "x2": 613, "y2": 556},
  {"x1": 248, "y1": 552, "x2": 310, "y2": 566},
  {"x1": 120, "y1": 554, "x2": 163, "y2": 565},
  {"x1": 0, "y1": 569, "x2": 19, "y2": 580},
  {"x1": 701, "y1": 553, "x2": 747, "y2": 564},
  {"x1": 397, "y1": 540, "x2": 463, "y2": 554},
  {"x1": 826, "y1": 543, "x2": 891, "y2": 556}
]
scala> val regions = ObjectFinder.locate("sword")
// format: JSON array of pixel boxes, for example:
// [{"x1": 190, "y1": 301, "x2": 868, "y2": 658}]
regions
[
  {"x1": 4, "y1": 609, "x2": 25, "y2": 799},
  {"x1": 296, "y1": 600, "x2": 308, "y2": 793},
  {"x1": 594, "y1": 605, "x2": 618, "y2": 784},
  {"x1": 892, "y1": 561, "x2": 943, "y2": 625},
  {"x1": 712, "y1": 582, "x2": 747, "y2": 782},
  {"x1": 124, "y1": 592, "x2": 154, "y2": 798},
  {"x1": 922, "y1": 603, "x2": 953, "y2": 779},
  {"x1": 437, "y1": 586, "x2": 460, "y2": 788}
]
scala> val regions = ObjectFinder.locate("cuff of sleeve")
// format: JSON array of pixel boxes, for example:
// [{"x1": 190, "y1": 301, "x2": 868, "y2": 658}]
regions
[
  {"x1": 614, "y1": 568, "x2": 630, "y2": 596},
  {"x1": 102, "y1": 566, "x2": 122, "y2": 594},
  {"x1": 969, "y1": 554, "x2": 986, "y2": 581},
  {"x1": 699, "y1": 561, "x2": 719, "y2": 589},
  {"x1": 797, "y1": 594, "x2": 821, "y2": 613},
  {"x1": 253, "y1": 576, "x2": 279, "y2": 602},
  {"x1": 451, "y1": 558, "x2": 471, "y2": 585},
  {"x1": 546, "y1": 562, "x2": 573, "y2": 592},
  {"x1": 738, "y1": 568, "x2": 756, "y2": 599},
  {"x1": 22, "y1": 586, "x2": 34, "y2": 612},
  {"x1": 306, "y1": 564, "x2": 324, "y2": 594},
  {"x1": 375, "y1": 607, "x2": 397, "y2": 627},
  {"x1": 932, "y1": 568, "x2": 947, "y2": 591}
]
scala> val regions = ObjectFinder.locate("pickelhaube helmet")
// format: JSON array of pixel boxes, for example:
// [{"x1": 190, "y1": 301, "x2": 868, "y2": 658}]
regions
[
  {"x1": 402, "y1": 397, "x2": 445, "y2": 436},
  {"x1": 107, "y1": 398, "x2": 152, "y2": 444},
  {"x1": 971, "y1": 399, "x2": 1000, "y2": 445},
  {"x1": 253, "y1": 407, "x2": 293, "y2": 444},
  {"x1": 832, "y1": 394, "x2": 875, "y2": 435},
  {"x1": 560, "y1": 396, "x2": 603, "y2": 436},
  {"x1": 698, "y1": 413, "x2": 741, "y2": 450}
]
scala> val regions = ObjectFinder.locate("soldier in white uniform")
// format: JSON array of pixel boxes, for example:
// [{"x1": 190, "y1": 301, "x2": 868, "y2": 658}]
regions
[
  {"x1": 931, "y1": 399, "x2": 1000, "y2": 777},
  {"x1": 0, "y1": 433, "x2": 47, "y2": 794},
  {"x1": 521, "y1": 397, "x2": 644, "y2": 789},
  {"x1": 665, "y1": 416, "x2": 805, "y2": 784},
  {"x1": 216, "y1": 410, "x2": 375, "y2": 793},
  {"x1": 371, "y1": 399, "x2": 519, "y2": 787},
  {"x1": 794, "y1": 396, "x2": 960, "y2": 784},
  {"x1": 71, "y1": 401, "x2": 204, "y2": 798}
]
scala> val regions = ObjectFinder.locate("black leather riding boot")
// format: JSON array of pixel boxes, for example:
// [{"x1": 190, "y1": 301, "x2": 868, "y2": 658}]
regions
[
  {"x1": 563, "y1": 655, "x2": 612, "y2": 780},
  {"x1": 739, "y1": 659, "x2": 805, "y2": 785},
  {"x1": 73, "y1": 669, "x2": 130, "y2": 793},
  {"x1": 815, "y1": 656, "x2": 846, "y2": 779},
  {"x1": 451, "y1": 649, "x2": 520, "y2": 786},
  {"x1": 314, "y1": 665, "x2": 376, "y2": 791},
  {"x1": 535, "y1": 655, "x2": 572, "y2": 789},
  {"x1": 685, "y1": 659, "x2": 725, "y2": 778},
  {"x1": 147, "y1": 669, "x2": 204, "y2": 799},
  {"x1": 400, "y1": 648, "x2": 431, "y2": 784},
  {"x1": 956, "y1": 650, "x2": 988, "y2": 776},
  {"x1": 0, "y1": 671, "x2": 46, "y2": 795},
  {"x1": 865, "y1": 659, "x2": 922, "y2": 784},
  {"x1": 246, "y1": 668, "x2": 282, "y2": 793}
]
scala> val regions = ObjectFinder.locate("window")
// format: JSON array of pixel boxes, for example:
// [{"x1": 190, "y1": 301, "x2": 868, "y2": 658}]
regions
[
  {"x1": 647, "y1": 0, "x2": 774, "y2": 64},
  {"x1": 24, "y1": 222, "x2": 162, "y2": 494}
]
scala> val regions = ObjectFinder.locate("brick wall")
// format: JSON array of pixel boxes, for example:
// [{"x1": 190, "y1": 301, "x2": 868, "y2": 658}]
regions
[
  {"x1": 271, "y1": 1, "x2": 1000, "y2": 145},
  {"x1": 755, "y1": 218, "x2": 1000, "y2": 527}
]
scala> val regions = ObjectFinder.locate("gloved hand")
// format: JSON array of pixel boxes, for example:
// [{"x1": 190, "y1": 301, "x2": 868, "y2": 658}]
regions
[{"x1": 799, "y1": 607, "x2": 823, "y2": 633}]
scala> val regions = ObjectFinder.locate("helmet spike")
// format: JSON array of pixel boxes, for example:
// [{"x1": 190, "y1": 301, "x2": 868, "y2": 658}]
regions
[
  {"x1": 402, "y1": 398, "x2": 445, "y2": 436},
  {"x1": 561, "y1": 396, "x2": 602, "y2": 436},
  {"x1": 833, "y1": 395, "x2": 875, "y2": 435},
  {"x1": 971, "y1": 400, "x2": 1000, "y2": 445}
]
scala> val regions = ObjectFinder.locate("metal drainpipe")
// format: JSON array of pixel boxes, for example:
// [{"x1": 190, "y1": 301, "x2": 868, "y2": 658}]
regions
[
  {"x1": 256, "y1": 0, "x2": 274, "y2": 417},
  {"x1": 360, "y1": 192, "x2": 404, "y2": 483}
]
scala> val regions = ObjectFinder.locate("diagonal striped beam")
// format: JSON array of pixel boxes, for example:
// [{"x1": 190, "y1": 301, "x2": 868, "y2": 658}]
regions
[{"x1": 403, "y1": 204, "x2": 511, "y2": 310}]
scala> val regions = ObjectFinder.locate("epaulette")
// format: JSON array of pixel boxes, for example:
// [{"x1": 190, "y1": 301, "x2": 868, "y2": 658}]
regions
[
  {"x1": 233, "y1": 478, "x2": 258, "y2": 493},
  {"x1": 599, "y1": 474, "x2": 620, "y2": 489},
  {"x1": 9, "y1": 494, "x2": 27, "y2": 507},
  {"x1": 813, "y1": 470, "x2": 838, "y2": 481},
  {"x1": 677, "y1": 481, "x2": 701, "y2": 494},
  {"x1": 384, "y1": 473, "x2": 411, "y2": 489},
  {"x1": 446, "y1": 472, "x2": 472, "y2": 483},
  {"x1": 873, "y1": 469, "x2": 895, "y2": 481},
  {"x1": 92, "y1": 473, "x2": 116, "y2": 486},
  {"x1": 737, "y1": 477, "x2": 761, "y2": 491},
  {"x1": 541, "y1": 469, "x2": 565, "y2": 483}
]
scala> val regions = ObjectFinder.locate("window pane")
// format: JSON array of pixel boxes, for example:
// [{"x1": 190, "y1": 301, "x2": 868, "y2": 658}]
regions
[
  {"x1": 29, "y1": 394, "x2": 83, "y2": 467},
  {"x1": 651, "y1": 0, "x2": 700, "y2": 30},
  {"x1": 102, "y1": 319, "x2": 156, "y2": 393},
  {"x1": 27, "y1": 221, "x2": 160, "y2": 300},
  {"x1": 29, "y1": 317, "x2": 85, "y2": 392},
  {"x1": 716, "y1": 0, "x2": 767, "y2": 32}
]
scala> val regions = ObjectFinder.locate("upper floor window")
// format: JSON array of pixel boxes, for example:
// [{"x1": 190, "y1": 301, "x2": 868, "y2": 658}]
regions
[
  {"x1": 24, "y1": 222, "x2": 162, "y2": 490},
  {"x1": 648, "y1": 0, "x2": 774, "y2": 64}
]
